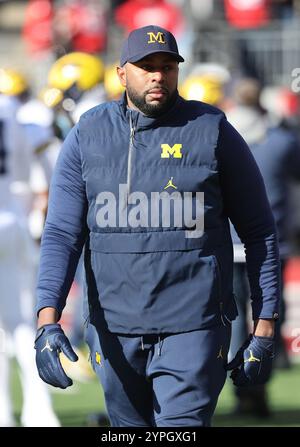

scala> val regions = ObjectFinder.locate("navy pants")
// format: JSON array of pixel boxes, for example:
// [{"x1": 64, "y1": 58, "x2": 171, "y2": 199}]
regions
[{"x1": 85, "y1": 323, "x2": 231, "y2": 427}]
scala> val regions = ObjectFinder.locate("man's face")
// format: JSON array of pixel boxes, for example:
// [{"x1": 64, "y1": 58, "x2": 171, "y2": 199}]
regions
[{"x1": 117, "y1": 52, "x2": 179, "y2": 117}]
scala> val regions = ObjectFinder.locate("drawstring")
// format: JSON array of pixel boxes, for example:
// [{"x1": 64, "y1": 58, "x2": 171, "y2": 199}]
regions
[
  {"x1": 140, "y1": 335, "x2": 164, "y2": 355},
  {"x1": 158, "y1": 336, "x2": 163, "y2": 357}
]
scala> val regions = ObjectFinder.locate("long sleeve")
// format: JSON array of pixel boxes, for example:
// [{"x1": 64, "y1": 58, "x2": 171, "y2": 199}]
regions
[
  {"x1": 36, "y1": 125, "x2": 88, "y2": 316},
  {"x1": 217, "y1": 118, "x2": 281, "y2": 320}
]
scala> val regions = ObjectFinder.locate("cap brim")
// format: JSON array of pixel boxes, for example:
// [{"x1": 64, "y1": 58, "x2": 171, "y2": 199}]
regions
[{"x1": 126, "y1": 49, "x2": 184, "y2": 65}]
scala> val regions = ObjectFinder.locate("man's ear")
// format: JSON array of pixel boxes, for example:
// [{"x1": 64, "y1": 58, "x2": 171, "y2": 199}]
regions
[{"x1": 117, "y1": 66, "x2": 126, "y2": 87}]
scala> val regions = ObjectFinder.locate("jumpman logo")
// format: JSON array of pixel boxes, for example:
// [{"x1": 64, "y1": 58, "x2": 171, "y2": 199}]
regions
[
  {"x1": 41, "y1": 339, "x2": 53, "y2": 353},
  {"x1": 244, "y1": 350, "x2": 260, "y2": 363},
  {"x1": 217, "y1": 346, "x2": 223, "y2": 359},
  {"x1": 164, "y1": 177, "x2": 177, "y2": 190}
]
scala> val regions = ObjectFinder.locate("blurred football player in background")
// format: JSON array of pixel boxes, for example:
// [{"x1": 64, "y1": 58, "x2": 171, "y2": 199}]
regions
[{"x1": 0, "y1": 68, "x2": 60, "y2": 426}]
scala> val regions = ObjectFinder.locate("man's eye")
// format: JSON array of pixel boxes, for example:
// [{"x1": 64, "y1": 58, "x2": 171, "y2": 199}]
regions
[
  {"x1": 142, "y1": 65, "x2": 151, "y2": 71},
  {"x1": 164, "y1": 65, "x2": 175, "y2": 72}
]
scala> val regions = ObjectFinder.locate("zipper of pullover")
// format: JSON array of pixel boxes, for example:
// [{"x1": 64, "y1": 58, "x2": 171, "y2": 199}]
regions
[{"x1": 126, "y1": 110, "x2": 135, "y2": 200}]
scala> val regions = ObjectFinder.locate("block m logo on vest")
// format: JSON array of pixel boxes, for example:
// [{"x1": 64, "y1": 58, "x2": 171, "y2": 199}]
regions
[
  {"x1": 161, "y1": 144, "x2": 183, "y2": 159},
  {"x1": 147, "y1": 32, "x2": 166, "y2": 44}
]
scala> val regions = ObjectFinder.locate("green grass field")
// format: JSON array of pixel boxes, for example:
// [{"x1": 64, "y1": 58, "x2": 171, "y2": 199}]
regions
[
  {"x1": 11, "y1": 362, "x2": 300, "y2": 427},
  {"x1": 213, "y1": 364, "x2": 300, "y2": 426}
]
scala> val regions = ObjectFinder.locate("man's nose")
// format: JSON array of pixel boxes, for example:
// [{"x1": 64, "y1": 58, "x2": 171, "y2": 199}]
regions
[{"x1": 151, "y1": 70, "x2": 165, "y2": 83}]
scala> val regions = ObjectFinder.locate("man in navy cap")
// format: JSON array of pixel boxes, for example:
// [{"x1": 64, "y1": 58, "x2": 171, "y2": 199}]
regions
[
  {"x1": 117, "y1": 25, "x2": 184, "y2": 118},
  {"x1": 34, "y1": 25, "x2": 280, "y2": 426}
]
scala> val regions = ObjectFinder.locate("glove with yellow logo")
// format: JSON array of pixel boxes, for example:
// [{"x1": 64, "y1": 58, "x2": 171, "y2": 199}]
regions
[
  {"x1": 226, "y1": 335, "x2": 275, "y2": 386},
  {"x1": 34, "y1": 323, "x2": 78, "y2": 389}
]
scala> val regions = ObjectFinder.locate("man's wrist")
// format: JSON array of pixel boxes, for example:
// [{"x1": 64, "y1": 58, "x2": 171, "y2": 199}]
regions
[
  {"x1": 37, "y1": 307, "x2": 59, "y2": 328},
  {"x1": 253, "y1": 318, "x2": 275, "y2": 337}
]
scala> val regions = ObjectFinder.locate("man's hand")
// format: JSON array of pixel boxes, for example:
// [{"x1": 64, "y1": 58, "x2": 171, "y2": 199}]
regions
[
  {"x1": 226, "y1": 334, "x2": 274, "y2": 386},
  {"x1": 34, "y1": 323, "x2": 78, "y2": 389}
]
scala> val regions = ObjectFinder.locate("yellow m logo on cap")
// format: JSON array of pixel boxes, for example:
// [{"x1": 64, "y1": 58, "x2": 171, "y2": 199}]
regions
[
  {"x1": 147, "y1": 32, "x2": 166, "y2": 44},
  {"x1": 161, "y1": 144, "x2": 183, "y2": 159}
]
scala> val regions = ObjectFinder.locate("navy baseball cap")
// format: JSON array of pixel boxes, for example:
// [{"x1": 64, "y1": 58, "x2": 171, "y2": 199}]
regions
[{"x1": 120, "y1": 25, "x2": 184, "y2": 67}]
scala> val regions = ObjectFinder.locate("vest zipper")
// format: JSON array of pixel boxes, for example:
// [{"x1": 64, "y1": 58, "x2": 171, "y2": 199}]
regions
[{"x1": 127, "y1": 111, "x2": 135, "y2": 199}]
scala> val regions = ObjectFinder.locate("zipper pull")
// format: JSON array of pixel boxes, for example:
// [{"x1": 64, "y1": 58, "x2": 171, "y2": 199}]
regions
[
  {"x1": 129, "y1": 110, "x2": 135, "y2": 140},
  {"x1": 130, "y1": 125, "x2": 135, "y2": 141}
]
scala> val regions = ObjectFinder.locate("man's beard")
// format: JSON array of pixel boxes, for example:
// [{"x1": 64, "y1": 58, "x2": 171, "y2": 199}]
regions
[{"x1": 126, "y1": 84, "x2": 177, "y2": 117}]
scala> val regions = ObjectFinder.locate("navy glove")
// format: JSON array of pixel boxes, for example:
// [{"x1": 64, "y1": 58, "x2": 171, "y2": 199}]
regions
[
  {"x1": 226, "y1": 334, "x2": 275, "y2": 386},
  {"x1": 34, "y1": 323, "x2": 78, "y2": 389}
]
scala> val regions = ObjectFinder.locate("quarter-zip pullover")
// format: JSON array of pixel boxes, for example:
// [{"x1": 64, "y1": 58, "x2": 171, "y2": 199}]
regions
[{"x1": 37, "y1": 93, "x2": 280, "y2": 333}]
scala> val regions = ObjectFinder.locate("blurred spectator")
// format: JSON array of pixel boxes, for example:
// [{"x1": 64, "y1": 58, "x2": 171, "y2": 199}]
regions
[
  {"x1": 223, "y1": 1, "x2": 273, "y2": 82},
  {"x1": 31, "y1": 52, "x2": 106, "y2": 231},
  {"x1": 180, "y1": 74, "x2": 226, "y2": 107},
  {"x1": 260, "y1": 85, "x2": 300, "y2": 252},
  {"x1": 22, "y1": 0, "x2": 54, "y2": 58},
  {"x1": 227, "y1": 78, "x2": 300, "y2": 417},
  {"x1": 0, "y1": 69, "x2": 36, "y2": 215},
  {"x1": 224, "y1": 0, "x2": 271, "y2": 29},
  {"x1": 180, "y1": 62, "x2": 233, "y2": 110},
  {"x1": 0, "y1": 72, "x2": 59, "y2": 426},
  {"x1": 104, "y1": 62, "x2": 125, "y2": 100},
  {"x1": 260, "y1": 85, "x2": 300, "y2": 132},
  {"x1": 114, "y1": 0, "x2": 185, "y2": 37},
  {"x1": 46, "y1": 51, "x2": 106, "y2": 123},
  {"x1": 37, "y1": 51, "x2": 108, "y2": 383},
  {"x1": 0, "y1": 197, "x2": 60, "y2": 427},
  {"x1": 16, "y1": 93, "x2": 55, "y2": 239},
  {"x1": 0, "y1": 68, "x2": 56, "y2": 238},
  {"x1": 54, "y1": 0, "x2": 107, "y2": 55},
  {"x1": 272, "y1": 0, "x2": 295, "y2": 21}
]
